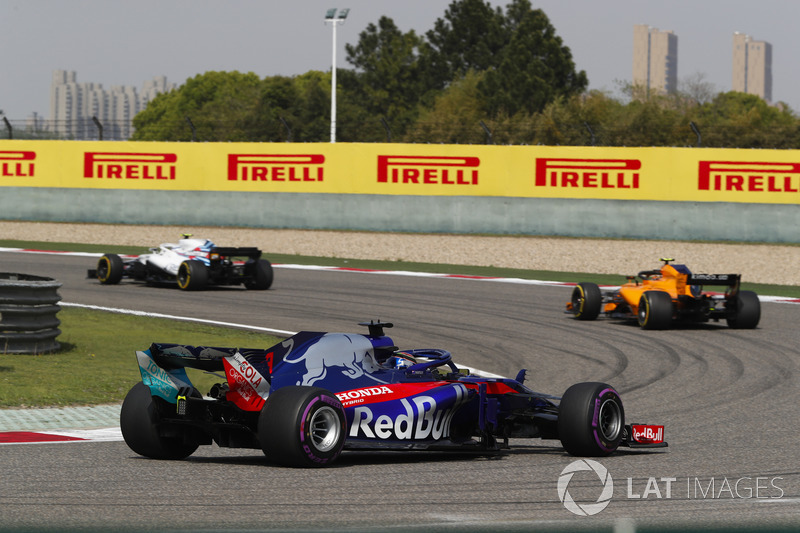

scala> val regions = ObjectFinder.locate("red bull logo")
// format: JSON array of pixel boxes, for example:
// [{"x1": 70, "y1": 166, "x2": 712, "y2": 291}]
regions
[
  {"x1": 0, "y1": 151, "x2": 35, "y2": 177},
  {"x1": 631, "y1": 425, "x2": 664, "y2": 445},
  {"x1": 84, "y1": 152, "x2": 176, "y2": 180},
  {"x1": 535, "y1": 158, "x2": 641, "y2": 189},
  {"x1": 227, "y1": 154, "x2": 325, "y2": 181},
  {"x1": 377, "y1": 155, "x2": 479, "y2": 185},
  {"x1": 698, "y1": 161, "x2": 800, "y2": 192}
]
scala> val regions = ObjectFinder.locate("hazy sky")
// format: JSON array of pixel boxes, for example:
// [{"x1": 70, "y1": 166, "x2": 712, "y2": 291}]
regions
[{"x1": 2, "y1": 0, "x2": 798, "y2": 120}]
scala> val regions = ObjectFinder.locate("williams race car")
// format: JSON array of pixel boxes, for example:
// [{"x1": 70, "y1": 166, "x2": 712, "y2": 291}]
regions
[
  {"x1": 566, "y1": 258, "x2": 760, "y2": 330},
  {"x1": 88, "y1": 235, "x2": 273, "y2": 290},
  {"x1": 120, "y1": 321, "x2": 666, "y2": 467}
]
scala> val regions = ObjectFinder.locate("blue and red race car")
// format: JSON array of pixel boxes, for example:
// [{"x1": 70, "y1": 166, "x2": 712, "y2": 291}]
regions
[{"x1": 120, "y1": 322, "x2": 666, "y2": 467}]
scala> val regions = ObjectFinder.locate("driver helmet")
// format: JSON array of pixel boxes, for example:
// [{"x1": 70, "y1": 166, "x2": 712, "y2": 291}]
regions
[{"x1": 386, "y1": 351, "x2": 417, "y2": 369}]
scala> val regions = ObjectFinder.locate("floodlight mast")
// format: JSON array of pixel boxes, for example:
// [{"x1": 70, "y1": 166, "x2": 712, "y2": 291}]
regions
[{"x1": 325, "y1": 8, "x2": 349, "y2": 143}]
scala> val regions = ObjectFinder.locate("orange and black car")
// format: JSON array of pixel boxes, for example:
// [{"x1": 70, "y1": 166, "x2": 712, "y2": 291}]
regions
[{"x1": 566, "y1": 258, "x2": 760, "y2": 330}]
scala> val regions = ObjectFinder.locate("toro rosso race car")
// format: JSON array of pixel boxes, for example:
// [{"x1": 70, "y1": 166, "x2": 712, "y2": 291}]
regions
[
  {"x1": 566, "y1": 258, "x2": 760, "y2": 330},
  {"x1": 120, "y1": 321, "x2": 666, "y2": 467},
  {"x1": 88, "y1": 235, "x2": 273, "y2": 290}
]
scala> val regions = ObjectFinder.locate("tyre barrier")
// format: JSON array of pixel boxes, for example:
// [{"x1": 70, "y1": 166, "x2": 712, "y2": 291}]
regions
[{"x1": 0, "y1": 273, "x2": 62, "y2": 354}]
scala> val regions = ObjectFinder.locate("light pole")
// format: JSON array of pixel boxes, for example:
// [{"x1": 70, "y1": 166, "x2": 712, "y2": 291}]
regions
[{"x1": 325, "y1": 8, "x2": 349, "y2": 143}]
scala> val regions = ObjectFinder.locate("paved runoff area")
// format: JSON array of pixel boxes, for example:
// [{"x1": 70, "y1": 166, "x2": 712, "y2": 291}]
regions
[{"x1": 0, "y1": 405, "x2": 122, "y2": 444}]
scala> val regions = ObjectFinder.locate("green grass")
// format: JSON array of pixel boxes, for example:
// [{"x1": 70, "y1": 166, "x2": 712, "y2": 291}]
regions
[{"x1": 0, "y1": 307, "x2": 280, "y2": 408}]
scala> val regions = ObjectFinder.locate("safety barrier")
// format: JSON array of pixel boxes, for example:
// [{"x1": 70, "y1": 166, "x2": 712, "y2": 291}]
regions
[{"x1": 0, "y1": 273, "x2": 62, "y2": 354}]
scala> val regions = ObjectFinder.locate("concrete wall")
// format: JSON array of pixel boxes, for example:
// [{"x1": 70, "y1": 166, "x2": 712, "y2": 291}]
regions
[{"x1": 3, "y1": 187, "x2": 798, "y2": 243}]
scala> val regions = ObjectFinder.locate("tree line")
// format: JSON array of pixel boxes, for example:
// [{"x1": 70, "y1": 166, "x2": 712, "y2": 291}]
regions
[{"x1": 131, "y1": 0, "x2": 800, "y2": 148}]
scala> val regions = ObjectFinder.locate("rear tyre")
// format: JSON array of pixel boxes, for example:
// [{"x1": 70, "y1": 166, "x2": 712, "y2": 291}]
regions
[
  {"x1": 245, "y1": 259, "x2": 274, "y2": 290},
  {"x1": 258, "y1": 386, "x2": 346, "y2": 467},
  {"x1": 96, "y1": 253, "x2": 124, "y2": 284},
  {"x1": 120, "y1": 383, "x2": 199, "y2": 460},
  {"x1": 177, "y1": 260, "x2": 208, "y2": 290},
  {"x1": 558, "y1": 382, "x2": 624, "y2": 457},
  {"x1": 571, "y1": 282, "x2": 602, "y2": 320},
  {"x1": 726, "y1": 290, "x2": 761, "y2": 329},
  {"x1": 637, "y1": 291, "x2": 673, "y2": 330}
]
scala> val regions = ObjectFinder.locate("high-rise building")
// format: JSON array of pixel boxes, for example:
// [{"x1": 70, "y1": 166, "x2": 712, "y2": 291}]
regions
[
  {"x1": 632, "y1": 24, "x2": 678, "y2": 95},
  {"x1": 732, "y1": 33, "x2": 772, "y2": 102},
  {"x1": 49, "y1": 70, "x2": 175, "y2": 140}
]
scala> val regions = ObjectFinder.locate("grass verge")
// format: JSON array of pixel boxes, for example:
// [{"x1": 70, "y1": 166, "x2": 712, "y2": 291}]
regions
[{"x1": 0, "y1": 307, "x2": 280, "y2": 408}]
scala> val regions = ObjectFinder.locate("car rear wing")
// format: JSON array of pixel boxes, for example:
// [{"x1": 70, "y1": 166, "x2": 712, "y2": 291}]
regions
[
  {"x1": 149, "y1": 342, "x2": 270, "y2": 371},
  {"x1": 687, "y1": 273, "x2": 741, "y2": 287},
  {"x1": 208, "y1": 247, "x2": 262, "y2": 260}
]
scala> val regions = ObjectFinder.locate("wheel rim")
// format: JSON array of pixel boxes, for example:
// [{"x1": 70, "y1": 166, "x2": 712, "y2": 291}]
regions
[
  {"x1": 177, "y1": 264, "x2": 189, "y2": 288},
  {"x1": 637, "y1": 297, "x2": 648, "y2": 325},
  {"x1": 598, "y1": 398, "x2": 622, "y2": 441},
  {"x1": 97, "y1": 259, "x2": 109, "y2": 281},
  {"x1": 572, "y1": 287, "x2": 584, "y2": 313},
  {"x1": 309, "y1": 406, "x2": 340, "y2": 452}
]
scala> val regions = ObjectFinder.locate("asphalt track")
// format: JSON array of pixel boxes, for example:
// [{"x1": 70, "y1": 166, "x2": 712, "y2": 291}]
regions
[{"x1": 1, "y1": 250, "x2": 799, "y2": 532}]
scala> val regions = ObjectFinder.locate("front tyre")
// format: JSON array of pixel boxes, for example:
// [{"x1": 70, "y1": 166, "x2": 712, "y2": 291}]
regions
[
  {"x1": 245, "y1": 259, "x2": 274, "y2": 290},
  {"x1": 570, "y1": 282, "x2": 602, "y2": 320},
  {"x1": 258, "y1": 386, "x2": 346, "y2": 467},
  {"x1": 120, "y1": 383, "x2": 199, "y2": 460},
  {"x1": 96, "y1": 253, "x2": 124, "y2": 284},
  {"x1": 558, "y1": 382, "x2": 624, "y2": 457},
  {"x1": 637, "y1": 291, "x2": 673, "y2": 330},
  {"x1": 726, "y1": 290, "x2": 760, "y2": 329},
  {"x1": 177, "y1": 260, "x2": 208, "y2": 290}
]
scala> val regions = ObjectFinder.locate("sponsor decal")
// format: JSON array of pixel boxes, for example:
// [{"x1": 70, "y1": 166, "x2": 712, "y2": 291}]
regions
[
  {"x1": 84, "y1": 152, "x2": 177, "y2": 180},
  {"x1": 0, "y1": 151, "x2": 35, "y2": 177},
  {"x1": 223, "y1": 351, "x2": 270, "y2": 411},
  {"x1": 698, "y1": 161, "x2": 800, "y2": 192},
  {"x1": 377, "y1": 155, "x2": 479, "y2": 185},
  {"x1": 135, "y1": 350, "x2": 191, "y2": 402},
  {"x1": 336, "y1": 382, "x2": 446, "y2": 407},
  {"x1": 690, "y1": 273, "x2": 730, "y2": 282},
  {"x1": 227, "y1": 154, "x2": 325, "y2": 182},
  {"x1": 535, "y1": 158, "x2": 641, "y2": 189},
  {"x1": 630, "y1": 424, "x2": 664, "y2": 445},
  {"x1": 348, "y1": 383, "x2": 468, "y2": 440}
]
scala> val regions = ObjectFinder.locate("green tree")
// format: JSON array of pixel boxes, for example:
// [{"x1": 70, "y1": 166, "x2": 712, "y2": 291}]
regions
[
  {"x1": 695, "y1": 92, "x2": 800, "y2": 148},
  {"x1": 478, "y1": 0, "x2": 587, "y2": 116},
  {"x1": 344, "y1": 16, "x2": 426, "y2": 134},
  {"x1": 132, "y1": 71, "x2": 262, "y2": 141},
  {"x1": 405, "y1": 70, "x2": 488, "y2": 144},
  {"x1": 422, "y1": 0, "x2": 506, "y2": 90}
]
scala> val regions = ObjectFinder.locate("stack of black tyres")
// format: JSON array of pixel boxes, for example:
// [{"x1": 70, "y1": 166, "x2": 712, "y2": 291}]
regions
[{"x1": 0, "y1": 273, "x2": 62, "y2": 354}]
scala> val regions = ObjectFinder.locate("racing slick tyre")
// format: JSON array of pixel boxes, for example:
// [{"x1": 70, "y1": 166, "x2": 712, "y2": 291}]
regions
[
  {"x1": 177, "y1": 260, "x2": 208, "y2": 290},
  {"x1": 726, "y1": 290, "x2": 761, "y2": 329},
  {"x1": 120, "y1": 383, "x2": 200, "y2": 460},
  {"x1": 558, "y1": 382, "x2": 624, "y2": 457},
  {"x1": 96, "y1": 253, "x2": 124, "y2": 284},
  {"x1": 258, "y1": 386, "x2": 346, "y2": 468},
  {"x1": 637, "y1": 291, "x2": 673, "y2": 330},
  {"x1": 245, "y1": 259, "x2": 274, "y2": 290},
  {"x1": 571, "y1": 282, "x2": 602, "y2": 320}
]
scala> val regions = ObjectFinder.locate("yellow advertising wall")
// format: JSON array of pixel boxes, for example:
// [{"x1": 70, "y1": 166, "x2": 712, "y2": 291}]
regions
[{"x1": 2, "y1": 140, "x2": 800, "y2": 205}]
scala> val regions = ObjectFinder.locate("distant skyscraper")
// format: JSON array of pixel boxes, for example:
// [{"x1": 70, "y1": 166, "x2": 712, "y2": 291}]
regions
[
  {"x1": 632, "y1": 24, "x2": 678, "y2": 95},
  {"x1": 732, "y1": 33, "x2": 772, "y2": 102},
  {"x1": 49, "y1": 70, "x2": 175, "y2": 140}
]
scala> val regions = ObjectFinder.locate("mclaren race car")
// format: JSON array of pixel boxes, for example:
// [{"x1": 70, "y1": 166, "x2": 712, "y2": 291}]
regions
[
  {"x1": 88, "y1": 234, "x2": 273, "y2": 290},
  {"x1": 120, "y1": 321, "x2": 666, "y2": 467},
  {"x1": 566, "y1": 258, "x2": 760, "y2": 330}
]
